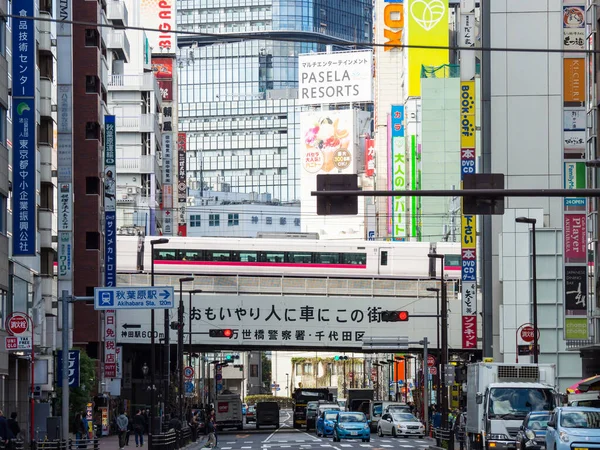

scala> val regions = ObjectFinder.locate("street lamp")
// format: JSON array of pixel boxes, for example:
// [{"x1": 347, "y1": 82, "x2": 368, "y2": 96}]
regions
[
  {"x1": 178, "y1": 277, "x2": 194, "y2": 422},
  {"x1": 150, "y1": 237, "x2": 169, "y2": 436},
  {"x1": 515, "y1": 217, "x2": 539, "y2": 364},
  {"x1": 426, "y1": 287, "x2": 441, "y2": 407},
  {"x1": 428, "y1": 251, "x2": 448, "y2": 429}
]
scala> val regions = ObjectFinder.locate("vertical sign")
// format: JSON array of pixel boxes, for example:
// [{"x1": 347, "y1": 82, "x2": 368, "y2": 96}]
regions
[
  {"x1": 391, "y1": 105, "x2": 406, "y2": 240},
  {"x1": 57, "y1": 0, "x2": 74, "y2": 297},
  {"x1": 460, "y1": 2, "x2": 478, "y2": 348},
  {"x1": 563, "y1": 2, "x2": 588, "y2": 340},
  {"x1": 162, "y1": 134, "x2": 173, "y2": 235},
  {"x1": 104, "y1": 310, "x2": 117, "y2": 378},
  {"x1": 177, "y1": 132, "x2": 187, "y2": 236},
  {"x1": 12, "y1": 1, "x2": 36, "y2": 255},
  {"x1": 104, "y1": 116, "x2": 117, "y2": 287},
  {"x1": 57, "y1": 350, "x2": 80, "y2": 387},
  {"x1": 365, "y1": 138, "x2": 375, "y2": 177}
]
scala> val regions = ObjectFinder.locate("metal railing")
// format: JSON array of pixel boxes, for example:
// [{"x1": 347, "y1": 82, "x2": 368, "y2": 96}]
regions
[
  {"x1": 29, "y1": 439, "x2": 100, "y2": 450},
  {"x1": 433, "y1": 427, "x2": 455, "y2": 450}
]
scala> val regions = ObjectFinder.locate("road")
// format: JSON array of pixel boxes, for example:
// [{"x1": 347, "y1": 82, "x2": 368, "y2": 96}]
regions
[{"x1": 202, "y1": 410, "x2": 435, "y2": 450}]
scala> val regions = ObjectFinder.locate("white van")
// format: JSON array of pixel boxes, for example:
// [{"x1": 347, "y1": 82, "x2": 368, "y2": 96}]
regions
[
  {"x1": 316, "y1": 401, "x2": 341, "y2": 417},
  {"x1": 369, "y1": 401, "x2": 410, "y2": 431}
]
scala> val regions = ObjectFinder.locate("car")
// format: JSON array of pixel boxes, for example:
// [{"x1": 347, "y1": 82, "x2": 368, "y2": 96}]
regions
[
  {"x1": 546, "y1": 406, "x2": 600, "y2": 450},
  {"x1": 338, "y1": 399, "x2": 347, "y2": 410},
  {"x1": 377, "y1": 411, "x2": 425, "y2": 438},
  {"x1": 242, "y1": 403, "x2": 248, "y2": 415},
  {"x1": 333, "y1": 412, "x2": 371, "y2": 443},
  {"x1": 246, "y1": 405, "x2": 256, "y2": 423},
  {"x1": 515, "y1": 411, "x2": 550, "y2": 450},
  {"x1": 316, "y1": 410, "x2": 340, "y2": 437},
  {"x1": 306, "y1": 401, "x2": 320, "y2": 430},
  {"x1": 256, "y1": 401, "x2": 279, "y2": 429}
]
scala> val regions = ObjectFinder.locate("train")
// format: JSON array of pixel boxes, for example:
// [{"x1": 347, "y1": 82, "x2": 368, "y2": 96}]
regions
[{"x1": 116, "y1": 235, "x2": 461, "y2": 279}]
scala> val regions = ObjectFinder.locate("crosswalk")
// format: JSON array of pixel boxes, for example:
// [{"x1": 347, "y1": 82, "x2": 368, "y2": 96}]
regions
[{"x1": 216, "y1": 437, "x2": 431, "y2": 449}]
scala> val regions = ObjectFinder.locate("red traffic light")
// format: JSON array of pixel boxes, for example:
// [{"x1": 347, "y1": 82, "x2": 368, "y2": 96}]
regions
[
  {"x1": 398, "y1": 311, "x2": 409, "y2": 321},
  {"x1": 209, "y1": 329, "x2": 234, "y2": 338},
  {"x1": 380, "y1": 310, "x2": 409, "y2": 322},
  {"x1": 223, "y1": 329, "x2": 233, "y2": 338}
]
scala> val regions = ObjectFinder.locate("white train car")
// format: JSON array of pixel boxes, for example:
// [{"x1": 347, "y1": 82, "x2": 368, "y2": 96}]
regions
[{"x1": 116, "y1": 236, "x2": 461, "y2": 279}]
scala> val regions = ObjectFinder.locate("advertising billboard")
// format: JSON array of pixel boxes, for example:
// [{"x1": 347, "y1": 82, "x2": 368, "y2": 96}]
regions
[
  {"x1": 390, "y1": 105, "x2": 406, "y2": 240},
  {"x1": 382, "y1": 0, "x2": 405, "y2": 50},
  {"x1": 177, "y1": 132, "x2": 187, "y2": 236},
  {"x1": 104, "y1": 115, "x2": 117, "y2": 288},
  {"x1": 298, "y1": 51, "x2": 373, "y2": 105},
  {"x1": 141, "y1": 0, "x2": 176, "y2": 53},
  {"x1": 407, "y1": 0, "x2": 449, "y2": 96},
  {"x1": 563, "y1": 58, "x2": 585, "y2": 107},
  {"x1": 152, "y1": 58, "x2": 174, "y2": 102}
]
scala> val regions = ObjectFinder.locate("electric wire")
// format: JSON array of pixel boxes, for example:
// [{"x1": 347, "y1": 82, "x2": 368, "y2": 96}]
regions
[{"x1": 9, "y1": 12, "x2": 599, "y2": 55}]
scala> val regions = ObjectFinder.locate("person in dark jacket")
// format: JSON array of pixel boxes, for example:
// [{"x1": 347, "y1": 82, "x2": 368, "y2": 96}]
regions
[
  {"x1": 7, "y1": 413, "x2": 19, "y2": 440},
  {"x1": 0, "y1": 410, "x2": 14, "y2": 448},
  {"x1": 168, "y1": 415, "x2": 182, "y2": 431},
  {"x1": 132, "y1": 409, "x2": 146, "y2": 447}
]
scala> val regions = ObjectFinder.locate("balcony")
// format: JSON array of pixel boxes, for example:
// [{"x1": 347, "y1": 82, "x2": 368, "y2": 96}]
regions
[
  {"x1": 101, "y1": 56, "x2": 109, "y2": 90},
  {"x1": 116, "y1": 154, "x2": 157, "y2": 174},
  {"x1": 39, "y1": 142, "x2": 55, "y2": 182},
  {"x1": 107, "y1": 30, "x2": 130, "y2": 62},
  {"x1": 39, "y1": 78, "x2": 52, "y2": 118},
  {"x1": 106, "y1": 0, "x2": 128, "y2": 27},
  {"x1": 37, "y1": 11, "x2": 53, "y2": 52},
  {"x1": 39, "y1": 210, "x2": 54, "y2": 248},
  {"x1": 107, "y1": 73, "x2": 157, "y2": 92},
  {"x1": 116, "y1": 114, "x2": 161, "y2": 136}
]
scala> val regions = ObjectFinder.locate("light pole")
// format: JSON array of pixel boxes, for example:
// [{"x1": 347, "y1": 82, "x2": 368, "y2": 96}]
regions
[
  {"x1": 150, "y1": 237, "x2": 169, "y2": 437},
  {"x1": 426, "y1": 287, "x2": 441, "y2": 407},
  {"x1": 188, "y1": 289, "x2": 203, "y2": 366},
  {"x1": 286, "y1": 373, "x2": 289, "y2": 396},
  {"x1": 178, "y1": 277, "x2": 194, "y2": 421},
  {"x1": 428, "y1": 251, "x2": 448, "y2": 429},
  {"x1": 516, "y1": 217, "x2": 539, "y2": 364}
]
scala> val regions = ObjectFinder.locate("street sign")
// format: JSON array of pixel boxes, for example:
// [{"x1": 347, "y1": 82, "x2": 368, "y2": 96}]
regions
[
  {"x1": 5, "y1": 336, "x2": 32, "y2": 351},
  {"x1": 94, "y1": 286, "x2": 175, "y2": 310},
  {"x1": 216, "y1": 383, "x2": 223, "y2": 391},
  {"x1": 427, "y1": 355, "x2": 436, "y2": 367},
  {"x1": 215, "y1": 373, "x2": 222, "y2": 381},
  {"x1": 6, "y1": 312, "x2": 30, "y2": 336},
  {"x1": 520, "y1": 325, "x2": 539, "y2": 343},
  {"x1": 57, "y1": 350, "x2": 81, "y2": 387},
  {"x1": 184, "y1": 366, "x2": 194, "y2": 379}
]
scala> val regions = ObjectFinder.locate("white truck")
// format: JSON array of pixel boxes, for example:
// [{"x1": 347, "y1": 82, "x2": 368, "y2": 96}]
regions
[
  {"x1": 568, "y1": 391, "x2": 600, "y2": 408},
  {"x1": 215, "y1": 393, "x2": 243, "y2": 431},
  {"x1": 465, "y1": 363, "x2": 557, "y2": 450}
]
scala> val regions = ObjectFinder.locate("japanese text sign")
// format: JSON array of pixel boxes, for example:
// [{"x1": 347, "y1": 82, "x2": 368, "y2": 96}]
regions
[{"x1": 57, "y1": 350, "x2": 81, "y2": 387}]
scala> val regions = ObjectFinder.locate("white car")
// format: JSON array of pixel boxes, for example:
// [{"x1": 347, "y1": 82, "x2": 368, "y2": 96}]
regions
[{"x1": 377, "y1": 412, "x2": 425, "y2": 438}]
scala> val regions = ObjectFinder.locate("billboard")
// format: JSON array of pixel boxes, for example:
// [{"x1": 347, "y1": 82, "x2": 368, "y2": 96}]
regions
[
  {"x1": 382, "y1": 0, "x2": 405, "y2": 50},
  {"x1": 407, "y1": 0, "x2": 449, "y2": 96},
  {"x1": 104, "y1": 116, "x2": 117, "y2": 287},
  {"x1": 152, "y1": 58, "x2": 174, "y2": 102},
  {"x1": 298, "y1": 51, "x2": 373, "y2": 105},
  {"x1": 563, "y1": 6, "x2": 585, "y2": 50},
  {"x1": 390, "y1": 105, "x2": 406, "y2": 239},
  {"x1": 141, "y1": 0, "x2": 176, "y2": 53},
  {"x1": 563, "y1": 58, "x2": 585, "y2": 107},
  {"x1": 365, "y1": 138, "x2": 375, "y2": 177},
  {"x1": 177, "y1": 132, "x2": 187, "y2": 236}
]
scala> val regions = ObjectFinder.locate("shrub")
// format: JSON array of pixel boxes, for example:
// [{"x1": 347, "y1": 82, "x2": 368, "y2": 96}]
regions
[{"x1": 244, "y1": 395, "x2": 293, "y2": 408}]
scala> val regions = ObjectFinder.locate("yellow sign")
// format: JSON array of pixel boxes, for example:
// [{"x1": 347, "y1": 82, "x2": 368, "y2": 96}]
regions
[
  {"x1": 460, "y1": 115, "x2": 475, "y2": 148},
  {"x1": 483, "y1": 357, "x2": 494, "y2": 363},
  {"x1": 383, "y1": 2, "x2": 405, "y2": 51},
  {"x1": 461, "y1": 214, "x2": 476, "y2": 248},
  {"x1": 460, "y1": 81, "x2": 476, "y2": 148},
  {"x1": 407, "y1": 0, "x2": 449, "y2": 96}
]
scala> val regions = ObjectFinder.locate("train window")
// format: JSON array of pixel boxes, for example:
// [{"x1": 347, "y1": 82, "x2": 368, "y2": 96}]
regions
[
  {"x1": 182, "y1": 250, "x2": 203, "y2": 261},
  {"x1": 206, "y1": 251, "x2": 232, "y2": 261},
  {"x1": 239, "y1": 252, "x2": 259, "y2": 262},
  {"x1": 288, "y1": 252, "x2": 312, "y2": 263},
  {"x1": 315, "y1": 253, "x2": 340, "y2": 264},
  {"x1": 381, "y1": 251, "x2": 388, "y2": 266},
  {"x1": 261, "y1": 252, "x2": 285, "y2": 263},
  {"x1": 156, "y1": 250, "x2": 177, "y2": 260},
  {"x1": 445, "y1": 254, "x2": 461, "y2": 267},
  {"x1": 341, "y1": 253, "x2": 367, "y2": 265}
]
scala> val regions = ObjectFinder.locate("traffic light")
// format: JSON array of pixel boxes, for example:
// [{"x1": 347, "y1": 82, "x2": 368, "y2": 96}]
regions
[
  {"x1": 334, "y1": 356, "x2": 349, "y2": 361},
  {"x1": 209, "y1": 329, "x2": 233, "y2": 338},
  {"x1": 225, "y1": 354, "x2": 240, "y2": 361},
  {"x1": 380, "y1": 311, "x2": 409, "y2": 322}
]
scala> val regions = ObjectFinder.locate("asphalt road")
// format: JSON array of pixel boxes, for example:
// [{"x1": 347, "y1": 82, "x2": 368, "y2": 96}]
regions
[{"x1": 194, "y1": 410, "x2": 435, "y2": 450}]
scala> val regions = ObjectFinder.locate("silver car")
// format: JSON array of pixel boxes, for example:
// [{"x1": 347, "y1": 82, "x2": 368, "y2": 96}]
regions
[{"x1": 377, "y1": 412, "x2": 425, "y2": 438}]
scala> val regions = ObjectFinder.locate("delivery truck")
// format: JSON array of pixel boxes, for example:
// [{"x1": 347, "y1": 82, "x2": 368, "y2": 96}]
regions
[{"x1": 215, "y1": 393, "x2": 243, "y2": 431}]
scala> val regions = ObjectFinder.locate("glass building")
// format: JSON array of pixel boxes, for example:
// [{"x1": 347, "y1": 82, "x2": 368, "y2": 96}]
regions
[{"x1": 177, "y1": 0, "x2": 373, "y2": 202}]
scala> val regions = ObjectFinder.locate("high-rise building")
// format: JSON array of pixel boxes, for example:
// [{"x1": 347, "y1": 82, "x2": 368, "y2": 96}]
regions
[{"x1": 176, "y1": 0, "x2": 373, "y2": 203}]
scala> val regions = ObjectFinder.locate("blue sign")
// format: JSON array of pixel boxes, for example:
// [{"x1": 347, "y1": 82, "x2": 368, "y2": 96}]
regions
[
  {"x1": 104, "y1": 115, "x2": 117, "y2": 287},
  {"x1": 94, "y1": 286, "x2": 175, "y2": 310},
  {"x1": 367, "y1": 231, "x2": 375, "y2": 241},
  {"x1": 461, "y1": 260, "x2": 476, "y2": 282},
  {"x1": 12, "y1": 0, "x2": 36, "y2": 256},
  {"x1": 12, "y1": 98, "x2": 36, "y2": 256},
  {"x1": 461, "y1": 159, "x2": 475, "y2": 177},
  {"x1": 391, "y1": 105, "x2": 404, "y2": 138},
  {"x1": 57, "y1": 350, "x2": 80, "y2": 387},
  {"x1": 185, "y1": 381, "x2": 194, "y2": 393},
  {"x1": 216, "y1": 383, "x2": 223, "y2": 391}
]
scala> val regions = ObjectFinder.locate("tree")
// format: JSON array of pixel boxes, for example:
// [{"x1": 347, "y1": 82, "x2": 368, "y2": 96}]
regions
[
  {"x1": 261, "y1": 353, "x2": 272, "y2": 388},
  {"x1": 56, "y1": 350, "x2": 97, "y2": 430}
]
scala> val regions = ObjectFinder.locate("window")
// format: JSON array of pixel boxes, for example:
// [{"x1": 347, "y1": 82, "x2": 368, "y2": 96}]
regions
[
  {"x1": 85, "y1": 76, "x2": 99, "y2": 94},
  {"x1": 182, "y1": 250, "x2": 202, "y2": 261},
  {"x1": 261, "y1": 252, "x2": 285, "y2": 263},
  {"x1": 0, "y1": 194, "x2": 6, "y2": 234},
  {"x1": 206, "y1": 250, "x2": 231, "y2": 261},
  {"x1": 156, "y1": 250, "x2": 177, "y2": 260},
  {"x1": 381, "y1": 251, "x2": 388, "y2": 266},
  {"x1": 209, "y1": 214, "x2": 220, "y2": 226},
  {"x1": 294, "y1": 218, "x2": 300, "y2": 227},
  {"x1": 0, "y1": 19, "x2": 5, "y2": 57},
  {"x1": 0, "y1": 106, "x2": 6, "y2": 146},
  {"x1": 315, "y1": 253, "x2": 340, "y2": 264},
  {"x1": 227, "y1": 213, "x2": 239, "y2": 226},
  {"x1": 86, "y1": 177, "x2": 100, "y2": 195},
  {"x1": 303, "y1": 363, "x2": 313, "y2": 375},
  {"x1": 250, "y1": 364, "x2": 259, "y2": 377},
  {"x1": 251, "y1": 216, "x2": 259, "y2": 224},
  {"x1": 288, "y1": 252, "x2": 312, "y2": 263},
  {"x1": 0, "y1": 290, "x2": 6, "y2": 330},
  {"x1": 85, "y1": 122, "x2": 100, "y2": 140},
  {"x1": 266, "y1": 217, "x2": 272, "y2": 225},
  {"x1": 240, "y1": 252, "x2": 258, "y2": 262},
  {"x1": 341, "y1": 253, "x2": 367, "y2": 265},
  {"x1": 40, "y1": 183, "x2": 54, "y2": 211},
  {"x1": 280, "y1": 217, "x2": 287, "y2": 225},
  {"x1": 86, "y1": 232, "x2": 100, "y2": 250},
  {"x1": 190, "y1": 215, "x2": 201, "y2": 227},
  {"x1": 84, "y1": 29, "x2": 99, "y2": 47}
]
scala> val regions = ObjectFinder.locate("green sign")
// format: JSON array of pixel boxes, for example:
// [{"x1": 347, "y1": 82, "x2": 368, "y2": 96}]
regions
[{"x1": 565, "y1": 318, "x2": 588, "y2": 340}]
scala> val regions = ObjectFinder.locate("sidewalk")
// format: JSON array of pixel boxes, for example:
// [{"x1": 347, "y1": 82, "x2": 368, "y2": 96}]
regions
[{"x1": 95, "y1": 434, "x2": 206, "y2": 449}]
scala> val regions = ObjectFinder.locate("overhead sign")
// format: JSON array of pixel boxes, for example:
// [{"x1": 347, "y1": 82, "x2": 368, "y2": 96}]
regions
[
  {"x1": 94, "y1": 286, "x2": 175, "y2": 310},
  {"x1": 298, "y1": 51, "x2": 373, "y2": 105},
  {"x1": 115, "y1": 294, "x2": 453, "y2": 348}
]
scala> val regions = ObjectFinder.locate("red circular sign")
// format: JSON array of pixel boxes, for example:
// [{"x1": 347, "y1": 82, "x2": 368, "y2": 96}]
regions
[
  {"x1": 6, "y1": 313, "x2": 29, "y2": 335},
  {"x1": 520, "y1": 325, "x2": 537, "y2": 343},
  {"x1": 427, "y1": 355, "x2": 436, "y2": 367}
]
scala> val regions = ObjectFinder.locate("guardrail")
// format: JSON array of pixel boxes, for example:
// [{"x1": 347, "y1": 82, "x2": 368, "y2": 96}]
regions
[
  {"x1": 433, "y1": 427, "x2": 455, "y2": 450},
  {"x1": 28, "y1": 439, "x2": 100, "y2": 450},
  {"x1": 149, "y1": 428, "x2": 192, "y2": 450}
]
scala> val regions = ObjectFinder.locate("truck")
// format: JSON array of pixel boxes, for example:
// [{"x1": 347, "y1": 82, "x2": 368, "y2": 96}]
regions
[
  {"x1": 347, "y1": 388, "x2": 375, "y2": 412},
  {"x1": 465, "y1": 363, "x2": 557, "y2": 450},
  {"x1": 215, "y1": 393, "x2": 243, "y2": 431},
  {"x1": 568, "y1": 391, "x2": 600, "y2": 407}
]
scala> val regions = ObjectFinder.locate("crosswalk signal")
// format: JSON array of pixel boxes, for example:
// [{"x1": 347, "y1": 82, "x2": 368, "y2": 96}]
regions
[
  {"x1": 380, "y1": 311, "x2": 409, "y2": 322},
  {"x1": 209, "y1": 329, "x2": 233, "y2": 338}
]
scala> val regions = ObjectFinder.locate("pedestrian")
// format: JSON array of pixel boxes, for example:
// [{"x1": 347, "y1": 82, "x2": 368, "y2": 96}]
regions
[
  {"x1": 204, "y1": 412, "x2": 217, "y2": 449},
  {"x1": 168, "y1": 414, "x2": 182, "y2": 432},
  {"x1": 125, "y1": 411, "x2": 132, "y2": 446},
  {"x1": 133, "y1": 409, "x2": 146, "y2": 447},
  {"x1": 75, "y1": 412, "x2": 88, "y2": 449},
  {"x1": 0, "y1": 410, "x2": 13, "y2": 450},
  {"x1": 143, "y1": 409, "x2": 150, "y2": 434},
  {"x1": 116, "y1": 410, "x2": 129, "y2": 450},
  {"x1": 7, "y1": 413, "x2": 19, "y2": 441}
]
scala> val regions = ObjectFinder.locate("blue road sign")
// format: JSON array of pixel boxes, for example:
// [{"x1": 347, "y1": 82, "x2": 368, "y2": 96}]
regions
[
  {"x1": 94, "y1": 286, "x2": 175, "y2": 310},
  {"x1": 216, "y1": 383, "x2": 223, "y2": 391},
  {"x1": 216, "y1": 373, "x2": 223, "y2": 381},
  {"x1": 185, "y1": 381, "x2": 194, "y2": 393}
]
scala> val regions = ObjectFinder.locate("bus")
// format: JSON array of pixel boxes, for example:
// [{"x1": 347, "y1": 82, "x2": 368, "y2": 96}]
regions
[{"x1": 292, "y1": 388, "x2": 333, "y2": 429}]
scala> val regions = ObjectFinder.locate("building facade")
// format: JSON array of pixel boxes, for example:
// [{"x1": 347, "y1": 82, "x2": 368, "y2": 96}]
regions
[{"x1": 176, "y1": 0, "x2": 373, "y2": 203}]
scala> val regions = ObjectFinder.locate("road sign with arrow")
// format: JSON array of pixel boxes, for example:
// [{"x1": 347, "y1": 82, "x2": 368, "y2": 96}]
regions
[
  {"x1": 94, "y1": 286, "x2": 175, "y2": 310},
  {"x1": 122, "y1": 324, "x2": 141, "y2": 330}
]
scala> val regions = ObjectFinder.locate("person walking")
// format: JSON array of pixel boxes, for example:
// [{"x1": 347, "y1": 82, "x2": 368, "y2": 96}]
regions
[
  {"x1": 133, "y1": 409, "x2": 146, "y2": 447},
  {"x1": 116, "y1": 410, "x2": 129, "y2": 450},
  {"x1": 7, "y1": 413, "x2": 19, "y2": 442},
  {"x1": 75, "y1": 412, "x2": 88, "y2": 449},
  {"x1": 204, "y1": 411, "x2": 217, "y2": 449},
  {"x1": 125, "y1": 411, "x2": 132, "y2": 446}
]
